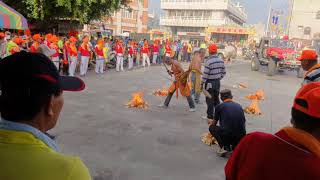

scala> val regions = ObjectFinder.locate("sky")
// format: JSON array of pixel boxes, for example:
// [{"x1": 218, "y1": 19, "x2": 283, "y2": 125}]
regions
[{"x1": 148, "y1": 0, "x2": 289, "y2": 24}]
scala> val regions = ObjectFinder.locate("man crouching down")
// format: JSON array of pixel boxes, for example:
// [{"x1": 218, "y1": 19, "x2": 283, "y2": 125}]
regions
[
  {"x1": 160, "y1": 58, "x2": 196, "y2": 112},
  {"x1": 208, "y1": 89, "x2": 246, "y2": 157}
]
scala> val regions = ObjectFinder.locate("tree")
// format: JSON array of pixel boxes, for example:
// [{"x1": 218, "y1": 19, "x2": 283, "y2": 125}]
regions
[{"x1": 3, "y1": 0, "x2": 130, "y2": 24}]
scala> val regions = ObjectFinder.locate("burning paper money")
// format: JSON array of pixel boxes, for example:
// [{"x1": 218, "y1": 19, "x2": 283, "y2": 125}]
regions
[
  {"x1": 153, "y1": 87, "x2": 169, "y2": 97},
  {"x1": 244, "y1": 100, "x2": 262, "y2": 115},
  {"x1": 201, "y1": 132, "x2": 217, "y2": 146},
  {"x1": 245, "y1": 89, "x2": 265, "y2": 100},
  {"x1": 232, "y1": 82, "x2": 249, "y2": 89},
  {"x1": 125, "y1": 92, "x2": 148, "y2": 109}
]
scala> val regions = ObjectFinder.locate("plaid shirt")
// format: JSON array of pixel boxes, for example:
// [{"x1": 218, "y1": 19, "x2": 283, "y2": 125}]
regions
[{"x1": 202, "y1": 55, "x2": 226, "y2": 82}]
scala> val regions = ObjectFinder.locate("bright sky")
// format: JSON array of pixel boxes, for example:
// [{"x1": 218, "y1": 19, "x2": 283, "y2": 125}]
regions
[{"x1": 148, "y1": 0, "x2": 289, "y2": 24}]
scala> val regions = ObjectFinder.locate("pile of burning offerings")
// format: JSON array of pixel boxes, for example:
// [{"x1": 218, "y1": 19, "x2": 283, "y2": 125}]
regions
[
  {"x1": 201, "y1": 132, "x2": 217, "y2": 146},
  {"x1": 245, "y1": 90, "x2": 265, "y2": 100},
  {"x1": 153, "y1": 87, "x2": 169, "y2": 97},
  {"x1": 125, "y1": 92, "x2": 148, "y2": 109},
  {"x1": 244, "y1": 90, "x2": 265, "y2": 115}
]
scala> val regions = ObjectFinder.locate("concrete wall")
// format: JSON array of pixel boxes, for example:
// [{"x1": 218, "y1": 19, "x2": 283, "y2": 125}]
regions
[{"x1": 289, "y1": 0, "x2": 320, "y2": 39}]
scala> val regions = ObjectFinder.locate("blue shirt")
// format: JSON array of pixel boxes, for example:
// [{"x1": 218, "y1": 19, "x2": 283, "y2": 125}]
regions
[{"x1": 215, "y1": 101, "x2": 246, "y2": 137}]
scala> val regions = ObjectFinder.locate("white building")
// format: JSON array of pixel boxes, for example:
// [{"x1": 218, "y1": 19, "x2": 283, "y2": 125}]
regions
[
  {"x1": 289, "y1": 0, "x2": 320, "y2": 40},
  {"x1": 160, "y1": 0, "x2": 247, "y2": 41}
]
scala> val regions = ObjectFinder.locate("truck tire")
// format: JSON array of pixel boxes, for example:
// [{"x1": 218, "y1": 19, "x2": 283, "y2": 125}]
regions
[
  {"x1": 267, "y1": 58, "x2": 277, "y2": 76},
  {"x1": 297, "y1": 67, "x2": 304, "y2": 78},
  {"x1": 251, "y1": 57, "x2": 260, "y2": 71}
]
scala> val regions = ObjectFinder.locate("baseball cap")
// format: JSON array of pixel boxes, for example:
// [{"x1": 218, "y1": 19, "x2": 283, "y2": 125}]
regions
[
  {"x1": 293, "y1": 82, "x2": 320, "y2": 118},
  {"x1": 0, "y1": 52, "x2": 85, "y2": 97},
  {"x1": 208, "y1": 44, "x2": 217, "y2": 54},
  {"x1": 298, "y1": 49, "x2": 318, "y2": 61}
]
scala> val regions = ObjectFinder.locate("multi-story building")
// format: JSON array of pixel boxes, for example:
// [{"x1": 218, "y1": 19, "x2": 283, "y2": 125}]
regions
[
  {"x1": 92, "y1": 0, "x2": 149, "y2": 36},
  {"x1": 288, "y1": 0, "x2": 320, "y2": 40},
  {"x1": 160, "y1": 0, "x2": 247, "y2": 41}
]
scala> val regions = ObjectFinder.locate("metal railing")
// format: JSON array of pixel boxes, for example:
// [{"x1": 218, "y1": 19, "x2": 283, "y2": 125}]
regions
[{"x1": 160, "y1": 16, "x2": 226, "y2": 27}]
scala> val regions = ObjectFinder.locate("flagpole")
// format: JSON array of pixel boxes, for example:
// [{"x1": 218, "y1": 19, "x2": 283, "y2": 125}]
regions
[{"x1": 266, "y1": 0, "x2": 272, "y2": 36}]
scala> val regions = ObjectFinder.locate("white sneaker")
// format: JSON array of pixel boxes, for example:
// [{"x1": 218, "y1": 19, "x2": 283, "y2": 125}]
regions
[
  {"x1": 189, "y1": 108, "x2": 196, "y2": 112},
  {"x1": 216, "y1": 148, "x2": 228, "y2": 157},
  {"x1": 158, "y1": 104, "x2": 168, "y2": 109},
  {"x1": 201, "y1": 116, "x2": 208, "y2": 120}
]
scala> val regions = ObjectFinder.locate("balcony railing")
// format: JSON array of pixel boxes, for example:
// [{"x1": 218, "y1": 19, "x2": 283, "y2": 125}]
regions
[
  {"x1": 161, "y1": 0, "x2": 227, "y2": 10},
  {"x1": 161, "y1": 0, "x2": 247, "y2": 22},
  {"x1": 160, "y1": 16, "x2": 226, "y2": 27}
]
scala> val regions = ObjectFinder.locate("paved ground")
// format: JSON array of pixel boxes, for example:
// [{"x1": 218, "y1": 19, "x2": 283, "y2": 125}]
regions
[{"x1": 52, "y1": 59, "x2": 302, "y2": 180}]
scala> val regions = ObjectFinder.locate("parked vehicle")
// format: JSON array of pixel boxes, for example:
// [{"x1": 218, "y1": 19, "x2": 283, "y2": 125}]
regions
[{"x1": 251, "y1": 37, "x2": 303, "y2": 78}]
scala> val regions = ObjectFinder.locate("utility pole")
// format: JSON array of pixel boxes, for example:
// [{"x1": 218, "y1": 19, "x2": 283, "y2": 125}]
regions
[
  {"x1": 266, "y1": 0, "x2": 272, "y2": 36},
  {"x1": 286, "y1": 0, "x2": 294, "y2": 36}
]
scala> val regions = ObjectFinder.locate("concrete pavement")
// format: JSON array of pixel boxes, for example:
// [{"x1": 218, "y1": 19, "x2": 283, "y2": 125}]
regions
[{"x1": 52, "y1": 59, "x2": 302, "y2": 180}]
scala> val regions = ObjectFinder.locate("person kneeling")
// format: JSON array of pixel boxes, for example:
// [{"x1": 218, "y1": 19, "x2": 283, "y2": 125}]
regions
[{"x1": 208, "y1": 89, "x2": 246, "y2": 156}]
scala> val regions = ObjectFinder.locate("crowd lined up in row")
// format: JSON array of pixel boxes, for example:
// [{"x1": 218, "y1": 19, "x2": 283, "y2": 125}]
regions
[{"x1": 0, "y1": 32, "x2": 203, "y2": 76}]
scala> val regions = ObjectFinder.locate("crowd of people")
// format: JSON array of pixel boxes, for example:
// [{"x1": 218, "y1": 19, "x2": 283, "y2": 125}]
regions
[
  {"x1": 1, "y1": 28, "x2": 320, "y2": 179},
  {"x1": 0, "y1": 31, "x2": 209, "y2": 77}
]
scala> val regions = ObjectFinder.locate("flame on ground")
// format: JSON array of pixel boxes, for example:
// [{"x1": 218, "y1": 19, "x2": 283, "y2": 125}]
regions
[
  {"x1": 153, "y1": 87, "x2": 169, "y2": 96},
  {"x1": 245, "y1": 89, "x2": 265, "y2": 100},
  {"x1": 125, "y1": 92, "x2": 148, "y2": 109},
  {"x1": 201, "y1": 132, "x2": 217, "y2": 146},
  {"x1": 244, "y1": 100, "x2": 262, "y2": 115}
]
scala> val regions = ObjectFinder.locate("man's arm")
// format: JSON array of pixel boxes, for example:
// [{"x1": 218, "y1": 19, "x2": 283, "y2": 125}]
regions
[{"x1": 202, "y1": 59, "x2": 211, "y2": 82}]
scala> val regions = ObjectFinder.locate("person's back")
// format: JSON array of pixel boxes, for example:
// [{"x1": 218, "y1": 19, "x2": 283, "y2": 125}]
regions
[
  {"x1": 226, "y1": 131, "x2": 320, "y2": 180},
  {"x1": 0, "y1": 128, "x2": 90, "y2": 180},
  {"x1": 215, "y1": 101, "x2": 246, "y2": 136}
]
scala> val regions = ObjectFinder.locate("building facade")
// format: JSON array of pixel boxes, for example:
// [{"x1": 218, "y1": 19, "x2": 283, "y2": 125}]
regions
[
  {"x1": 289, "y1": 0, "x2": 320, "y2": 40},
  {"x1": 96, "y1": 0, "x2": 148, "y2": 36},
  {"x1": 160, "y1": 0, "x2": 247, "y2": 41}
]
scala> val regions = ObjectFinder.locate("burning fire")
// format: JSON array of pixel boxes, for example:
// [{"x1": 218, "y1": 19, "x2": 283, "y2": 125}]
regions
[
  {"x1": 244, "y1": 100, "x2": 262, "y2": 115},
  {"x1": 126, "y1": 92, "x2": 148, "y2": 109},
  {"x1": 201, "y1": 132, "x2": 217, "y2": 146},
  {"x1": 246, "y1": 90, "x2": 265, "y2": 100},
  {"x1": 153, "y1": 87, "x2": 169, "y2": 96}
]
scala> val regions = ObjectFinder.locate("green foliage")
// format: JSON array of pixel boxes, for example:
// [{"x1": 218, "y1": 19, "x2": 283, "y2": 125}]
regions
[{"x1": 3, "y1": 0, "x2": 130, "y2": 24}]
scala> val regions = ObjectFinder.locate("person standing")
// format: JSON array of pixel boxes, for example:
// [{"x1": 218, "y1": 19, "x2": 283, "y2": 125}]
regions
[
  {"x1": 68, "y1": 37, "x2": 78, "y2": 76},
  {"x1": 62, "y1": 39, "x2": 70, "y2": 75},
  {"x1": 202, "y1": 44, "x2": 226, "y2": 121},
  {"x1": 0, "y1": 52, "x2": 91, "y2": 180},
  {"x1": 115, "y1": 40, "x2": 124, "y2": 72},
  {"x1": 152, "y1": 40, "x2": 159, "y2": 64},
  {"x1": 299, "y1": 49, "x2": 320, "y2": 85},
  {"x1": 208, "y1": 89, "x2": 246, "y2": 156},
  {"x1": 50, "y1": 35, "x2": 61, "y2": 70},
  {"x1": 165, "y1": 41, "x2": 172, "y2": 62},
  {"x1": 160, "y1": 57, "x2": 196, "y2": 112},
  {"x1": 128, "y1": 41, "x2": 134, "y2": 70},
  {"x1": 159, "y1": 43, "x2": 165, "y2": 64},
  {"x1": 141, "y1": 41, "x2": 150, "y2": 67},
  {"x1": 78, "y1": 36, "x2": 91, "y2": 76},
  {"x1": 225, "y1": 83, "x2": 320, "y2": 179},
  {"x1": 189, "y1": 49, "x2": 203, "y2": 104},
  {"x1": 94, "y1": 39, "x2": 105, "y2": 74},
  {"x1": 0, "y1": 32, "x2": 7, "y2": 59},
  {"x1": 187, "y1": 42, "x2": 193, "y2": 62},
  {"x1": 29, "y1": 34, "x2": 42, "y2": 53},
  {"x1": 6, "y1": 36, "x2": 22, "y2": 56}
]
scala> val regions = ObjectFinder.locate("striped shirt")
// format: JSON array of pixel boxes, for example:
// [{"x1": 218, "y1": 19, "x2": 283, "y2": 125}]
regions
[
  {"x1": 302, "y1": 66, "x2": 320, "y2": 85},
  {"x1": 202, "y1": 55, "x2": 226, "y2": 82}
]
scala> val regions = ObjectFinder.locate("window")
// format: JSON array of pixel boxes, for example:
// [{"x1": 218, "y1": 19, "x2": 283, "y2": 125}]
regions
[
  {"x1": 316, "y1": 11, "x2": 320, "y2": 19},
  {"x1": 298, "y1": 26, "x2": 304, "y2": 31},
  {"x1": 122, "y1": 9, "x2": 133, "y2": 19},
  {"x1": 304, "y1": 27, "x2": 311, "y2": 35}
]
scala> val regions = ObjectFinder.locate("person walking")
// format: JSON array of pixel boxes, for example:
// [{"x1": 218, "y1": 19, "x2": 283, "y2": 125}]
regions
[
  {"x1": 141, "y1": 41, "x2": 150, "y2": 67},
  {"x1": 94, "y1": 39, "x2": 105, "y2": 74},
  {"x1": 189, "y1": 48, "x2": 203, "y2": 104},
  {"x1": 152, "y1": 40, "x2": 160, "y2": 64},
  {"x1": 79, "y1": 36, "x2": 91, "y2": 76},
  {"x1": 0, "y1": 52, "x2": 91, "y2": 180},
  {"x1": 68, "y1": 37, "x2": 78, "y2": 76},
  {"x1": 115, "y1": 40, "x2": 124, "y2": 72},
  {"x1": 50, "y1": 35, "x2": 60, "y2": 70},
  {"x1": 202, "y1": 44, "x2": 226, "y2": 121},
  {"x1": 128, "y1": 41, "x2": 134, "y2": 70},
  {"x1": 187, "y1": 42, "x2": 193, "y2": 62},
  {"x1": 300, "y1": 49, "x2": 320, "y2": 85},
  {"x1": 160, "y1": 57, "x2": 196, "y2": 112}
]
